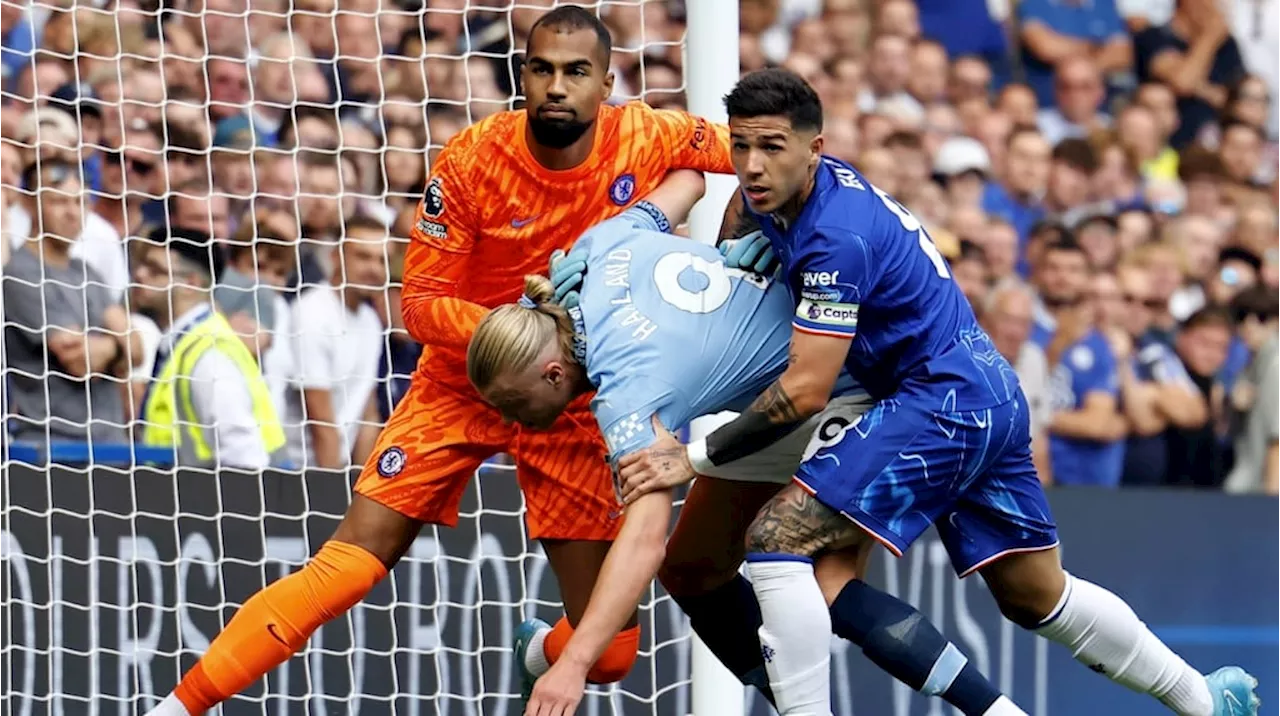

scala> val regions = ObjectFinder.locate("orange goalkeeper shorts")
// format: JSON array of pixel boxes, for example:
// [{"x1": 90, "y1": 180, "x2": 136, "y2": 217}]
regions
[{"x1": 354, "y1": 374, "x2": 620, "y2": 541}]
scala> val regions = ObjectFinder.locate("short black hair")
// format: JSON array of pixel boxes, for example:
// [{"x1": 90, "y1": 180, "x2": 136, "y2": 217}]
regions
[
  {"x1": 1181, "y1": 305, "x2": 1235, "y2": 333},
  {"x1": 21, "y1": 159, "x2": 80, "y2": 192},
  {"x1": 528, "y1": 5, "x2": 612, "y2": 66},
  {"x1": 957, "y1": 239, "x2": 986, "y2": 263},
  {"x1": 1231, "y1": 284, "x2": 1280, "y2": 323},
  {"x1": 144, "y1": 225, "x2": 216, "y2": 280},
  {"x1": 1042, "y1": 235, "x2": 1087, "y2": 260},
  {"x1": 1052, "y1": 138, "x2": 1098, "y2": 174},
  {"x1": 1219, "y1": 117, "x2": 1264, "y2": 141},
  {"x1": 724, "y1": 68, "x2": 823, "y2": 133}
]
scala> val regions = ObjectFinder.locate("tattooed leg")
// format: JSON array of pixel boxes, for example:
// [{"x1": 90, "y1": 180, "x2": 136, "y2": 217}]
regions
[
  {"x1": 744, "y1": 483, "x2": 868, "y2": 557},
  {"x1": 739, "y1": 485, "x2": 863, "y2": 715}
]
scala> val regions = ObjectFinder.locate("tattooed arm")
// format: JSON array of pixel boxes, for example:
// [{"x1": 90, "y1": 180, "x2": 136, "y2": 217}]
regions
[
  {"x1": 616, "y1": 328, "x2": 851, "y2": 502},
  {"x1": 694, "y1": 328, "x2": 851, "y2": 468}
]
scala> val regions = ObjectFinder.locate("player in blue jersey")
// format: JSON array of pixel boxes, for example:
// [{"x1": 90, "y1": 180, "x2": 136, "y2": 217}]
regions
[
  {"x1": 466, "y1": 175, "x2": 1030, "y2": 716},
  {"x1": 616, "y1": 69, "x2": 1260, "y2": 716}
]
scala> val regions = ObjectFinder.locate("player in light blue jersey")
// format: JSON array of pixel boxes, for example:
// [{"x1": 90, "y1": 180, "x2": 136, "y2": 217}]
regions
[
  {"x1": 617, "y1": 69, "x2": 1259, "y2": 716},
  {"x1": 466, "y1": 175, "x2": 1030, "y2": 716}
]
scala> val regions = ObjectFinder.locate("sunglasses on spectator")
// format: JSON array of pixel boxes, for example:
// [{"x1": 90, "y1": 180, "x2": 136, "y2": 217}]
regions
[
  {"x1": 103, "y1": 150, "x2": 156, "y2": 176},
  {"x1": 1123, "y1": 293, "x2": 1165, "y2": 310}
]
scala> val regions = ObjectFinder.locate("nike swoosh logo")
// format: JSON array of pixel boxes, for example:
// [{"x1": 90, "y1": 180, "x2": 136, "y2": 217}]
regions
[
  {"x1": 1224, "y1": 689, "x2": 1243, "y2": 710},
  {"x1": 267, "y1": 623, "x2": 288, "y2": 646},
  {"x1": 511, "y1": 216, "x2": 540, "y2": 228}
]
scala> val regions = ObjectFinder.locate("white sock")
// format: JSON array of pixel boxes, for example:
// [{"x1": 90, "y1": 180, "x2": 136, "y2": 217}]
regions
[
  {"x1": 524, "y1": 626, "x2": 552, "y2": 677},
  {"x1": 982, "y1": 696, "x2": 1029, "y2": 715},
  {"x1": 144, "y1": 694, "x2": 193, "y2": 716},
  {"x1": 1034, "y1": 574, "x2": 1213, "y2": 716},
  {"x1": 746, "y1": 557, "x2": 833, "y2": 716}
]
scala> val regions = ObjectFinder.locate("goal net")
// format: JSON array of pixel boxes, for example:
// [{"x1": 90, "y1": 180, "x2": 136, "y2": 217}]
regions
[{"x1": 1, "y1": 1, "x2": 708, "y2": 714}]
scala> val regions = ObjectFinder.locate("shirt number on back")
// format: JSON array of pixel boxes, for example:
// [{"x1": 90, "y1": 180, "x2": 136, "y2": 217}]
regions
[
  {"x1": 654, "y1": 251, "x2": 767, "y2": 314},
  {"x1": 869, "y1": 184, "x2": 951, "y2": 279}
]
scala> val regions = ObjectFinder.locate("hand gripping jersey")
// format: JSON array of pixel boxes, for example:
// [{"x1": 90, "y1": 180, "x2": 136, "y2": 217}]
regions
[
  {"x1": 570, "y1": 207, "x2": 867, "y2": 463},
  {"x1": 756, "y1": 156, "x2": 1020, "y2": 408}
]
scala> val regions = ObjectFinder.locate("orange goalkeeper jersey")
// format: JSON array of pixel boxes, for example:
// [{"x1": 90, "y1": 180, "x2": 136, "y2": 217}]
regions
[{"x1": 402, "y1": 101, "x2": 733, "y2": 387}]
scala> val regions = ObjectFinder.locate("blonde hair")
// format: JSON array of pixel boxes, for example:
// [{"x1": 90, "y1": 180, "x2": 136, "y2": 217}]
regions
[{"x1": 467, "y1": 275, "x2": 578, "y2": 392}]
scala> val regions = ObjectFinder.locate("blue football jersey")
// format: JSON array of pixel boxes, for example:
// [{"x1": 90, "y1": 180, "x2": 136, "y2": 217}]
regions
[
  {"x1": 751, "y1": 156, "x2": 1018, "y2": 408},
  {"x1": 573, "y1": 207, "x2": 866, "y2": 461}
]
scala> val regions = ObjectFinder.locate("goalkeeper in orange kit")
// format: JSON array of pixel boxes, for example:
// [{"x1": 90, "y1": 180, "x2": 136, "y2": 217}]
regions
[{"x1": 146, "y1": 7, "x2": 742, "y2": 715}]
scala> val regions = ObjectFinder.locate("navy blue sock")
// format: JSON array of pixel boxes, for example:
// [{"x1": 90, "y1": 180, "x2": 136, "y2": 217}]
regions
[
  {"x1": 830, "y1": 580, "x2": 1001, "y2": 716},
  {"x1": 669, "y1": 575, "x2": 775, "y2": 705}
]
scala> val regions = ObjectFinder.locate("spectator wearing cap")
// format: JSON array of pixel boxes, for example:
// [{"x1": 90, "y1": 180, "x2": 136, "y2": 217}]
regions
[
  {"x1": 1034, "y1": 238, "x2": 1127, "y2": 486},
  {"x1": 1224, "y1": 285, "x2": 1280, "y2": 494},
  {"x1": 933, "y1": 135, "x2": 991, "y2": 209},
  {"x1": 1019, "y1": 0, "x2": 1133, "y2": 108},
  {"x1": 1106, "y1": 262, "x2": 1207, "y2": 486},
  {"x1": 1165, "y1": 307, "x2": 1235, "y2": 487},
  {"x1": 1208, "y1": 247, "x2": 1264, "y2": 399},
  {"x1": 133, "y1": 230, "x2": 285, "y2": 470},
  {"x1": 1135, "y1": 0, "x2": 1247, "y2": 148},
  {"x1": 9, "y1": 109, "x2": 129, "y2": 301},
  {"x1": 1038, "y1": 56, "x2": 1114, "y2": 146},
  {"x1": 3, "y1": 160, "x2": 140, "y2": 448},
  {"x1": 211, "y1": 116, "x2": 257, "y2": 202},
  {"x1": 983, "y1": 279, "x2": 1055, "y2": 484}
]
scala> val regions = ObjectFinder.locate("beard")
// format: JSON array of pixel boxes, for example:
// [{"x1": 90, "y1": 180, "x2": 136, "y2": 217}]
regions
[
  {"x1": 528, "y1": 110, "x2": 595, "y2": 149},
  {"x1": 1041, "y1": 291, "x2": 1080, "y2": 309}
]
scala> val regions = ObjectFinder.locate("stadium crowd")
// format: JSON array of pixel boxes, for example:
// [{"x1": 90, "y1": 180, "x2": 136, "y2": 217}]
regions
[{"x1": 1, "y1": 0, "x2": 1276, "y2": 492}]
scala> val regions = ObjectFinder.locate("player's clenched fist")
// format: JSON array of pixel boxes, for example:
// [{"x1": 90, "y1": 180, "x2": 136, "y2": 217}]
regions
[
  {"x1": 616, "y1": 416, "x2": 698, "y2": 505},
  {"x1": 525, "y1": 656, "x2": 589, "y2": 716}
]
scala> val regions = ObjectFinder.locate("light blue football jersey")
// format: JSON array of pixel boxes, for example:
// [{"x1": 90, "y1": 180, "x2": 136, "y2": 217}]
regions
[{"x1": 571, "y1": 207, "x2": 864, "y2": 462}]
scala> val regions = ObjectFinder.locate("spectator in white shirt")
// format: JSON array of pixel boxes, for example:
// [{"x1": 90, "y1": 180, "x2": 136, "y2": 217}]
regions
[{"x1": 285, "y1": 217, "x2": 387, "y2": 470}]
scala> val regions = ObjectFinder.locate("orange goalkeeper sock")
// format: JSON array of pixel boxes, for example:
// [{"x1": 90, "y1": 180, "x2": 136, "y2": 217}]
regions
[
  {"x1": 173, "y1": 540, "x2": 387, "y2": 714},
  {"x1": 542, "y1": 616, "x2": 641, "y2": 684}
]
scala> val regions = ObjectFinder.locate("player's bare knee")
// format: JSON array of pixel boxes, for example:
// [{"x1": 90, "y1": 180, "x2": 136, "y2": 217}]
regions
[
  {"x1": 657, "y1": 559, "x2": 734, "y2": 598},
  {"x1": 814, "y1": 547, "x2": 869, "y2": 606},
  {"x1": 980, "y1": 550, "x2": 1068, "y2": 628}
]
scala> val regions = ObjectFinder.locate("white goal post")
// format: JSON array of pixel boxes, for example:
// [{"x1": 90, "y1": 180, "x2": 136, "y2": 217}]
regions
[{"x1": 684, "y1": 0, "x2": 746, "y2": 714}]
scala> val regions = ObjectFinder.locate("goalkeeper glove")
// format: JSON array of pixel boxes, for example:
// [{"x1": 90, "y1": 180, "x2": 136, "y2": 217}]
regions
[
  {"x1": 549, "y1": 247, "x2": 588, "y2": 309},
  {"x1": 719, "y1": 230, "x2": 779, "y2": 276}
]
